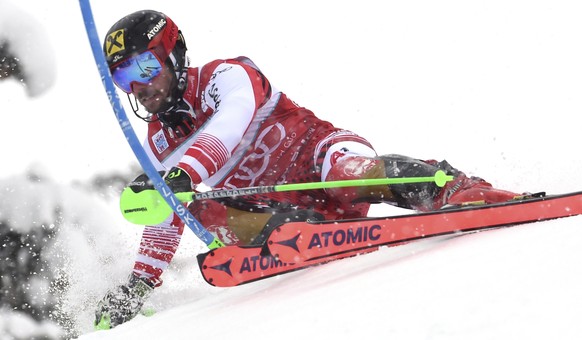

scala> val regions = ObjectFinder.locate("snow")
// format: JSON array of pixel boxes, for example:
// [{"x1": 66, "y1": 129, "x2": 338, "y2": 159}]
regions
[
  {"x1": 0, "y1": 308, "x2": 63, "y2": 339},
  {"x1": 0, "y1": 172, "x2": 144, "y2": 339},
  {"x1": 0, "y1": 0, "x2": 56, "y2": 97},
  {"x1": 77, "y1": 214, "x2": 582, "y2": 340},
  {"x1": 1, "y1": 0, "x2": 582, "y2": 339}
]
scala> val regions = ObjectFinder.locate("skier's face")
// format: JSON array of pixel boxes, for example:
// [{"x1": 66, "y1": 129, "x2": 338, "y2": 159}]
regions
[{"x1": 131, "y1": 65, "x2": 175, "y2": 113}]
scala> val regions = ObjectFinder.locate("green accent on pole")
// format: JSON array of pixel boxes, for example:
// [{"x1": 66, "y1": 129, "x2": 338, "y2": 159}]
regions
[
  {"x1": 141, "y1": 308, "x2": 156, "y2": 317},
  {"x1": 175, "y1": 192, "x2": 194, "y2": 202},
  {"x1": 433, "y1": 170, "x2": 451, "y2": 187},
  {"x1": 94, "y1": 313, "x2": 112, "y2": 330},
  {"x1": 207, "y1": 238, "x2": 224, "y2": 250}
]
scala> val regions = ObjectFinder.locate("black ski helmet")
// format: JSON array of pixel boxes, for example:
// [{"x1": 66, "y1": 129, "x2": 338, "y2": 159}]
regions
[{"x1": 103, "y1": 10, "x2": 188, "y2": 111}]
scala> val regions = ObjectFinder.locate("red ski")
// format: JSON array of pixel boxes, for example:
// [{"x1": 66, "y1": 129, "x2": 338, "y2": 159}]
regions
[
  {"x1": 197, "y1": 245, "x2": 379, "y2": 287},
  {"x1": 197, "y1": 191, "x2": 582, "y2": 287}
]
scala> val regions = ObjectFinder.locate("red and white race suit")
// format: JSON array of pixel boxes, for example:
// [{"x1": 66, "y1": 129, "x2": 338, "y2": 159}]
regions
[{"x1": 133, "y1": 57, "x2": 378, "y2": 285}]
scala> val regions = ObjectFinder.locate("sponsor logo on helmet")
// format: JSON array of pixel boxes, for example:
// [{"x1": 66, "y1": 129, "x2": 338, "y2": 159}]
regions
[
  {"x1": 105, "y1": 29, "x2": 125, "y2": 57},
  {"x1": 147, "y1": 18, "x2": 167, "y2": 40}
]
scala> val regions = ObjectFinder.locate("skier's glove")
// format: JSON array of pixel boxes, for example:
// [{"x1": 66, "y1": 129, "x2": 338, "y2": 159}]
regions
[
  {"x1": 127, "y1": 167, "x2": 193, "y2": 194},
  {"x1": 163, "y1": 167, "x2": 194, "y2": 193},
  {"x1": 94, "y1": 274, "x2": 154, "y2": 330},
  {"x1": 157, "y1": 100, "x2": 196, "y2": 138}
]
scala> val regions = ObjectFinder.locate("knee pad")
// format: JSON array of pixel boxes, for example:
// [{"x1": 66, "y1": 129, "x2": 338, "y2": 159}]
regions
[{"x1": 324, "y1": 156, "x2": 391, "y2": 203}]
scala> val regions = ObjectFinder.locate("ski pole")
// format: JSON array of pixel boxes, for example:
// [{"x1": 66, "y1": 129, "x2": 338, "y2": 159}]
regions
[
  {"x1": 120, "y1": 170, "x2": 453, "y2": 225},
  {"x1": 193, "y1": 170, "x2": 452, "y2": 200}
]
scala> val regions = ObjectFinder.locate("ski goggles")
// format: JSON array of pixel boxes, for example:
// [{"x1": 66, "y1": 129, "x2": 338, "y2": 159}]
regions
[{"x1": 111, "y1": 50, "x2": 164, "y2": 93}]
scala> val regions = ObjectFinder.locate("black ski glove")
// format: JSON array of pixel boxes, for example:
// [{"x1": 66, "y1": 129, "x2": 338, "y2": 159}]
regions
[
  {"x1": 127, "y1": 167, "x2": 193, "y2": 194},
  {"x1": 94, "y1": 274, "x2": 154, "y2": 329},
  {"x1": 163, "y1": 167, "x2": 193, "y2": 193},
  {"x1": 157, "y1": 100, "x2": 196, "y2": 138}
]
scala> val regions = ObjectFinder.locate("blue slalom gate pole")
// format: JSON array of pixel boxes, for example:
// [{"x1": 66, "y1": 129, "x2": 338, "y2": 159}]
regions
[{"x1": 78, "y1": 0, "x2": 223, "y2": 249}]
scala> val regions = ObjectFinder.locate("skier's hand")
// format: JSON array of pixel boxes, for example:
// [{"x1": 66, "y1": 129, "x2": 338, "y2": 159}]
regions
[
  {"x1": 126, "y1": 167, "x2": 192, "y2": 194},
  {"x1": 126, "y1": 171, "x2": 162, "y2": 194},
  {"x1": 94, "y1": 274, "x2": 154, "y2": 330},
  {"x1": 120, "y1": 168, "x2": 193, "y2": 225},
  {"x1": 157, "y1": 100, "x2": 196, "y2": 138},
  {"x1": 163, "y1": 166, "x2": 193, "y2": 193}
]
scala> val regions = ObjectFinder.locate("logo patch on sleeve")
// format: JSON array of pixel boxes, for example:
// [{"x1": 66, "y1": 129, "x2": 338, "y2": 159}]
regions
[{"x1": 152, "y1": 130, "x2": 169, "y2": 154}]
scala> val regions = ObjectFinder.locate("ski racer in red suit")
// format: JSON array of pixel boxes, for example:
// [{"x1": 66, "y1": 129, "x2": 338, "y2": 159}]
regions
[{"x1": 95, "y1": 10, "x2": 527, "y2": 328}]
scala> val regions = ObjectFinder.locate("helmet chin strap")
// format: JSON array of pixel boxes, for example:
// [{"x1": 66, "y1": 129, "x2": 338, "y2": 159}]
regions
[
  {"x1": 158, "y1": 51, "x2": 189, "y2": 113},
  {"x1": 128, "y1": 93, "x2": 158, "y2": 123}
]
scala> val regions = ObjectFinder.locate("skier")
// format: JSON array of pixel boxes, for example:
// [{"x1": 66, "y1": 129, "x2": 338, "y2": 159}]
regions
[{"x1": 95, "y1": 9, "x2": 528, "y2": 328}]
